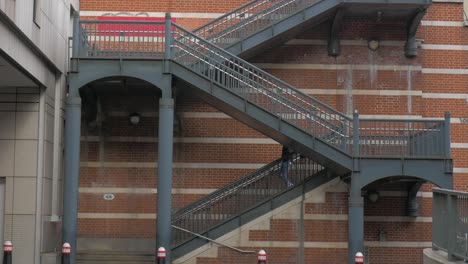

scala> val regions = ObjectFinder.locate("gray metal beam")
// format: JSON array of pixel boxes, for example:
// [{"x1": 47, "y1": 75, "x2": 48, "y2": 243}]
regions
[
  {"x1": 345, "y1": 0, "x2": 429, "y2": 4},
  {"x1": 355, "y1": 158, "x2": 453, "y2": 190},
  {"x1": 69, "y1": 60, "x2": 170, "y2": 97},
  {"x1": 348, "y1": 173, "x2": 364, "y2": 264},
  {"x1": 62, "y1": 91, "x2": 82, "y2": 264},
  {"x1": 157, "y1": 97, "x2": 175, "y2": 263},
  {"x1": 70, "y1": 12, "x2": 80, "y2": 73},
  {"x1": 444, "y1": 112, "x2": 451, "y2": 159}
]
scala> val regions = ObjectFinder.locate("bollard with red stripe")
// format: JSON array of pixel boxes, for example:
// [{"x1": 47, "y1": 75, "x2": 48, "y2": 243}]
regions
[
  {"x1": 157, "y1": 247, "x2": 166, "y2": 264},
  {"x1": 3, "y1": 241, "x2": 12, "y2": 264},
  {"x1": 257, "y1": 249, "x2": 267, "y2": 264},
  {"x1": 62, "y1": 243, "x2": 71, "y2": 264},
  {"x1": 355, "y1": 252, "x2": 364, "y2": 264}
]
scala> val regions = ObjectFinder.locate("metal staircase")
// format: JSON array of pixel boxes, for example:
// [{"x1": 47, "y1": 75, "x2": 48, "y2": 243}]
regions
[
  {"x1": 69, "y1": 0, "x2": 452, "y2": 262},
  {"x1": 193, "y1": 0, "x2": 320, "y2": 48},
  {"x1": 170, "y1": 22, "x2": 446, "y2": 160},
  {"x1": 171, "y1": 22, "x2": 356, "y2": 172},
  {"x1": 171, "y1": 155, "x2": 332, "y2": 258},
  {"x1": 193, "y1": 0, "x2": 431, "y2": 57}
]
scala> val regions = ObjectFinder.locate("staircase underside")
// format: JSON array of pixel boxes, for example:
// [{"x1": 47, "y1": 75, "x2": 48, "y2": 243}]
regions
[{"x1": 222, "y1": 0, "x2": 430, "y2": 58}]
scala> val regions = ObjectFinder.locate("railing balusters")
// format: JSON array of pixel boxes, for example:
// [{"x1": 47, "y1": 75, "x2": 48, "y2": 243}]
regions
[
  {"x1": 193, "y1": 0, "x2": 322, "y2": 49},
  {"x1": 432, "y1": 188, "x2": 468, "y2": 260},
  {"x1": 171, "y1": 154, "x2": 323, "y2": 248},
  {"x1": 77, "y1": 20, "x2": 168, "y2": 59},
  {"x1": 352, "y1": 118, "x2": 446, "y2": 158}
]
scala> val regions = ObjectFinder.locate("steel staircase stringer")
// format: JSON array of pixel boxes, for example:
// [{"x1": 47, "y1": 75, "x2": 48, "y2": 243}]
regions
[{"x1": 170, "y1": 61, "x2": 353, "y2": 174}]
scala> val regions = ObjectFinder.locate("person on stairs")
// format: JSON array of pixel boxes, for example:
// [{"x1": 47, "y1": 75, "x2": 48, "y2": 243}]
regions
[{"x1": 279, "y1": 146, "x2": 294, "y2": 188}]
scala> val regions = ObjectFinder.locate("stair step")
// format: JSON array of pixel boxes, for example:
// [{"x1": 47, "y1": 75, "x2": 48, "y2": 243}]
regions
[
  {"x1": 77, "y1": 252, "x2": 154, "y2": 263},
  {"x1": 76, "y1": 260, "x2": 154, "y2": 264}
]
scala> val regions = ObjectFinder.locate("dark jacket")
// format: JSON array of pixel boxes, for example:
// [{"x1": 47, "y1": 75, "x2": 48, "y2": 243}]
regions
[{"x1": 281, "y1": 146, "x2": 290, "y2": 162}]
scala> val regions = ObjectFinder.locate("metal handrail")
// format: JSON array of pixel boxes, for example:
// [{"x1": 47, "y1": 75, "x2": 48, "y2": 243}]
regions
[
  {"x1": 171, "y1": 22, "x2": 448, "y2": 158},
  {"x1": 74, "y1": 19, "x2": 449, "y2": 158},
  {"x1": 173, "y1": 39, "x2": 345, "y2": 136},
  {"x1": 172, "y1": 23, "x2": 351, "y2": 151},
  {"x1": 172, "y1": 158, "x2": 283, "y2": 221},
  {"x1": 194, "y1": 0, "x2": 323, "y2": 48},
  {"x1": 78, "y1": 20, "x2": 167, "y2": 59},
  {"x1": 174, "y1": 39, "x2": 346, "y2": 126},
  {"x1": 193, "y1": 0, "x2": 273, "y2": 32},
  {"x1": 176, "y1": 24, "x2": 349, "y2": 120},
  {"x1": 171, "y1": 154, "x2": 324, "y2": 248},
  {"x1": 172, "y1": 225, "x2": 256, "y2": 254},
  {"x1": 434, "y1": 188, "x2": 468, "y2": 196},
  {"x1": 207, "y1": 0, "x2": 296, "y2": 43},
  {"x1": 433, "y1": 189, "x2": 468, "y2": 261}
]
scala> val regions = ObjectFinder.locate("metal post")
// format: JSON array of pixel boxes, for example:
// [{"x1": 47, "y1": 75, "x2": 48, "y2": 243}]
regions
[
  {"x1": 62, "y1": 243, "x2": 71, "y2": 264},
  {"x1": 72, "y1": 12, "x2": 80, "y2": 58},
  {"x1": 348, "y1": 178, "x2": 364, "y2": 264},
  {"x1": 340, "y1": 118, "x2": 347, "y2": 152},
  {"x1": 62, "y1": 92, "x2": 82, "y2": 264},
  {"x1": 3, "y1": 241, "x2": 12, "y2": 264},
  {"x1": 71, "y1": 12, "x2": 80, "y2": 72},
  {"x1": 447, "y1": 194, "x2": 457, "y2": 261},
  {"x1": 164, "y1": 13, "x2": 172, "y2": 73},
  {"x1": 157, "y1": 247, "x2": 166, "y2": 264},
  {"x1": 156, "y1": 98, "x2": 174, "y2": 263},
  {"x1": 444, "y1": 112, "x2": 451, "y2": 158},
  {"x1": 257, "y1": 250, "x2": 267, "y2": 264},
  {"x1": 353, "y1": 110, "x2": 359, "y2": 157}
]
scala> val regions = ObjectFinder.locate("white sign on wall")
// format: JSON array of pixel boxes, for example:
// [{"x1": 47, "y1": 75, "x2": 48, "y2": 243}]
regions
[{"x1": 103, "y1": 193, "x2": 115, "y2": 201}]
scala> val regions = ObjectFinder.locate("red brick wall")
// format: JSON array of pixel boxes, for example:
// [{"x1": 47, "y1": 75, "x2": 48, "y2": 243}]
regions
[{"x1": 77, "y1": 1, "x2": 468, "y2": 263}]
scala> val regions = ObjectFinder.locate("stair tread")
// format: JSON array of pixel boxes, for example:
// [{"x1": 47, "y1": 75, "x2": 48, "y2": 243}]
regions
[{"x1": 77, "y1": 251, "x2": 155, "y2": 261}]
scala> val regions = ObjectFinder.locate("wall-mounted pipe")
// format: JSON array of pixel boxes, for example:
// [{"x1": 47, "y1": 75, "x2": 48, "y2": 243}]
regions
[
  {"x1": 407, "y1": 182, "x2": 423, "y2": 217},
  {"x1": 405, "y1": 9, "x2": 427, "y2": 57}
]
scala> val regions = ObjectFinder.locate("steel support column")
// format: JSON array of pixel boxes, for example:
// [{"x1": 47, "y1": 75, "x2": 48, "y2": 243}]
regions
[
  {"x1": 348, "y1": 175, "x2": 364, "y2": 264},
  {"x1": 62, "y1": 91, "x2": 82, "y2": 264},
  {"x1": 157, "y1": 97, "x2": 174, "y2": 263},
  {"x1": 349, "y1": 110, "x2": 363, "y2": 264}
]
